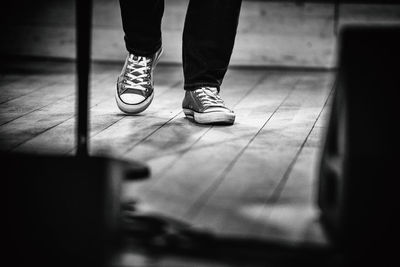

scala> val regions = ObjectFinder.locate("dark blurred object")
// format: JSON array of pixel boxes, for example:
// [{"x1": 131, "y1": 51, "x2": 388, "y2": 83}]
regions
[
  {"x1": 2, "y1": 154, "x2": 149, "y2": 267},
  {"x1": 318, "y1": 25, "x2": 400, "y2": 266},
  {"x1": 2, "y1": 0, "x2": 150, "y2": 266}
]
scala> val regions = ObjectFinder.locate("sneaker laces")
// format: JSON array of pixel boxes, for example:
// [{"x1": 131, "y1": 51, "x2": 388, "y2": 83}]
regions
[
  {"x1": 195, "y1": 87, "x2": 225, "y2": 108},
  {"x1": 123, "y1": 54, "x2": 152, "y2": 91}
]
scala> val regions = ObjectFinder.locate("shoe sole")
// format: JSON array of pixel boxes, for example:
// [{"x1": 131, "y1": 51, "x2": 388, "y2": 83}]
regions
[
  {"x1": 183, "y1": 108, "x2": 235, "y2": 125},
  {"x1": 115, "y1": 49, "x2": 162, "y2": 115},
  {"x1": 115, "y1": 90, "x2": 154, "y2": 114}
]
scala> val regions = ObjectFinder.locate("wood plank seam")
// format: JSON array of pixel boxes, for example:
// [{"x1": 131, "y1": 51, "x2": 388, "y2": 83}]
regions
[
  {"x1": 121, "y1": 72, "x2": 269, "y2": 159},
  {"x1": 265, "y1": 79, "x2": 335, "y2": 207},
  {"x1": 258, "y1": 81, "x2": 335, "y2": 244},
  {"x1": 0, "y1": 80, "x2": 62, "y2": 125},
  {"x1": 185, "y1": 78, "x2": 301, "y2": 219},
  {"x1": 1, "y1": 73, "x2": 113, "y2": 151},
  {"x1": 128, "y1": 72, "x2": 270, "y2": 189},
  {"x1": 0, "y1": 77, "x2": 62, "y2": 105},
  {"x1": 0, "y1": 73, "x2": 111, "y2": 127},
  {"x1": 14, "y1": 70, "x2": 183, "y2": 155},
  {"x1": 67, "y1": 80, "x2": 184, "y2": 155},
  {"x1": 104, "y1": 80, "x2": 184, "y2": 155},
  {"x1": 185, "y1": 73, "x2": 334, "y2": 238},
  {"x1": 91, "y1": 79, "x2": 182, "y2": 138}
]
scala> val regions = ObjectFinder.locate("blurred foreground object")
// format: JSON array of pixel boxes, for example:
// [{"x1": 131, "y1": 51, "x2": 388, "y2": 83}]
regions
[
  {"x1": 318, "y1": 25, "x2": 400, "y2": 266},
  {"x1": 2, "y1": 1, "x2": 149, "y2": 266},
  {"x1": 3, "y1": 154, "x2": 148, "y2": 267}
]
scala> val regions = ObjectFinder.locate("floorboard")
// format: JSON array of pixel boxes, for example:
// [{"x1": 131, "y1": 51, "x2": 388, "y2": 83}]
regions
[
  {"x1": 13, "y1": 65, "x2": 182, "y2": 154},
  {"x1": 126, "y1": 73, "x2": 300, "y2": 218},
  {"x1": 190, "y1": 73, "x2": 333, "y2": 241},
  {"x1": 0, "y1": 71, "x2": 111, "y2": 151},
  {"x1": 122, "y1": 69, "x2": 267, "y2": 171},
  {"x1": 260, "y1": 91, "x2": 333, "y2": 245},
  {"x1": 0, "y1": 74, "x2": 61, "y2": 103},
  {"x1": 0, "y1": 60, "x2": 334, "y2": 248}
]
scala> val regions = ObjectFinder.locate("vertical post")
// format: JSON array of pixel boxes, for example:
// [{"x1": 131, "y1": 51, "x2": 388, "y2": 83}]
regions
[
  {"x1": 76, "y1": 0, "x2": 92, "y2": 157},
  {"x1": 333, "y1": 0, "x2": 340, "y2": 36}
]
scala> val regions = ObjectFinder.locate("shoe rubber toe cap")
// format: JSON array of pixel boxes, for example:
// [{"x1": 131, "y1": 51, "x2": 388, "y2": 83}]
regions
[{"x1": 119, "y1": 93, "x2": 145, "y2": 105}]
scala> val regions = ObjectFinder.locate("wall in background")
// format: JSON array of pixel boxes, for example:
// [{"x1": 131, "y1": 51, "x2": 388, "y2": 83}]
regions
[{"x1": 1, "y1": 0, "x2": 399, "y2": 68}]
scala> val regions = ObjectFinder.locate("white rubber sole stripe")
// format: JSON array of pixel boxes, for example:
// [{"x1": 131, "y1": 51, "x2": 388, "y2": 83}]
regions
[
  {"x1": 115, "y1": 89, "x2": 154, "y2": 114},
  {"x1": 183, "y1": 108, "x2": 235, "y2": 125}
]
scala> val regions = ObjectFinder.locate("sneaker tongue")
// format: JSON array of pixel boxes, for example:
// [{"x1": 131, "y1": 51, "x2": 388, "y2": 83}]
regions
[
  {"x1": 130, "y1": 54, "x2": 145, "y2": 62},
  {"x1": 129, "y1": 55, "x2": 149, "y2": 67},
  {"x1": 206, "y1": 87, "x2": 218, "y2": 94}
]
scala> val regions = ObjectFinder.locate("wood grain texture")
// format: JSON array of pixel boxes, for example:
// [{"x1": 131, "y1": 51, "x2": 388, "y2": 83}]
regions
[
  {"x1": 89, "y1": 68, "x2": 265, "y2": 167},
  {"x1": 0, "y1": 60, "x2": 334, "y2": 249},
  {"x1": 122, "y1": 69, "x2": 267, "y2": 171},
  {"x1": 189, "y1": 72, "x2": 334, "y2": 240},
  {"x1": 125, "y1": 73, "x2": 301, "y2": 217},
  {"x1": 0, "y1": 75, "x2": 75, "y2": 126},
  {"x1": 12, "y1": 65, "x2": 183, "y2": 154},
  {"x1": 0, "y1": 72, "x2": 111, "y2": 151},
  {"x1": 0, "y1": 75, "x2": 57, "y2": 104},
  {"x1": 258, "y1": 89, "x2": 333, "y2": 245}
]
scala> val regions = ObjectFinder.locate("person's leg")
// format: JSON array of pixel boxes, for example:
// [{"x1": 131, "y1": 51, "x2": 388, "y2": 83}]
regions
[
  {"x1": 182, "y1": 0, "x2": 242, "y2": 91},
  {"x1": 119, "y1": 0, "x2": 164, "y2": 56},
  {"x1": 116, "y1": 0, "x2": 164, "y2": 114},
  {"x1": 181, "y1": 0, "x2": 242, "y2": 125}
]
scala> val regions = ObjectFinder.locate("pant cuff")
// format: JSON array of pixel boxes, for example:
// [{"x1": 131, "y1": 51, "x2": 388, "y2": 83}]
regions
[
  {"x1": 125, "y1": 37, "x2": 162, "y2": 57},
  {"x1": 184, "y1": 83, "x2": 221, "y2": 92}
]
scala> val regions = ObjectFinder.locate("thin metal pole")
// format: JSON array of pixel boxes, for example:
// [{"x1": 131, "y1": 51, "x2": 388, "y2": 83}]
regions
[
  {"x1": 334, "y1": 0, "x2": 340, "y2": 36},
  {"x1": 76, "y1": 0, "x2": 92, "y2": 157}
]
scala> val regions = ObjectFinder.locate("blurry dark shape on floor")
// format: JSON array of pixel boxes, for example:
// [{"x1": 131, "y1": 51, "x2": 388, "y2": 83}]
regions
[
  {"x1": 2, "y1": 153, "x2": 148, "y2": 267},
  {"x1": 318, "y1": 25, "x2": 400, "y2": 266}
]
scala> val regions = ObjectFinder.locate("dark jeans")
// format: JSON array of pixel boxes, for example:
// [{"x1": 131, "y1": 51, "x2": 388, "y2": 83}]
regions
[{"x1": 119, "y1": 0, "x2": 242, "y2": 91}]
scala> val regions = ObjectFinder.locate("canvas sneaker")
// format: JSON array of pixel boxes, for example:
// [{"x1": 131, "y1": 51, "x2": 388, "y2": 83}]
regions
[
  {"x1": 116, "y1": 48, "x2": 162, "y2": 114},
  {"x1": 182, "y1": 87, "x2": 235, "y2": 125}
]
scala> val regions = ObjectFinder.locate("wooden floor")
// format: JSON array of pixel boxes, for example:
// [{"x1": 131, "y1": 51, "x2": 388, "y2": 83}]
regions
[{"x1": 0, "y1": 59, "x2": 335, "y2": 263}]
